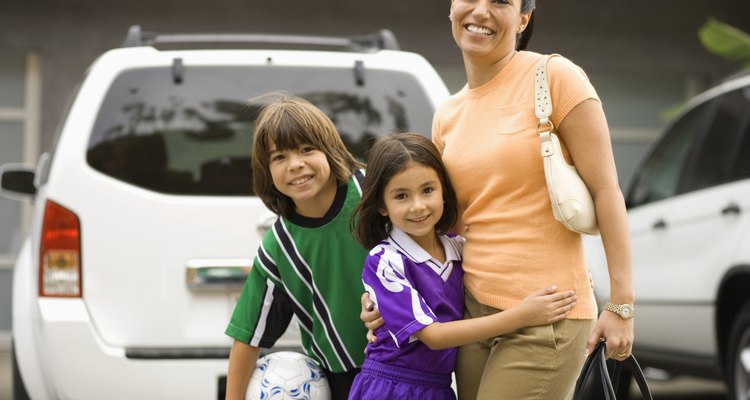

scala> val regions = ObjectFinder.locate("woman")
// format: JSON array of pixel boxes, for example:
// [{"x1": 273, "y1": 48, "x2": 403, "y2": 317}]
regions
[{"x1": 363, "y1": 1, "x2": 634, "y2": 399}]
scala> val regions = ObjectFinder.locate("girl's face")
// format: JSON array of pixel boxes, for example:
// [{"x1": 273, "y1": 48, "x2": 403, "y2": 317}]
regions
[
  {"x1": 268, "y1": 139, "x2": 337, "y2": 218},
  {"x1": 379, "y1": 163, "x2": 445, "y2": 249},
  {"x1": 450, "y1": 0, "x2": 530, "y2": 62}
]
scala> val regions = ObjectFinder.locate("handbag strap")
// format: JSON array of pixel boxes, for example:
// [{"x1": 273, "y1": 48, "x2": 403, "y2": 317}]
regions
[
  {"x1": 573, "y1": 340, "x2": 654, "y2": 400},
  {"x1": 534, "y1": 55, "x2": 556, "y2": 159},
  {"x1": 534, "y1": 54, "x2": 553, "y2": 126},
  {"x1": 574, "y1": 341, "x2": 616, "y2": 400},
  {"x1": 621, "y1": 353, "x2": 654, "y2": 400}
]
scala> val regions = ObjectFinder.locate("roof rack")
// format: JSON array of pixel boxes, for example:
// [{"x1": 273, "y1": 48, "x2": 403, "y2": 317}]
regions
[{"x1": 120, "y1": 25, "x2": 400, "y2": 51}]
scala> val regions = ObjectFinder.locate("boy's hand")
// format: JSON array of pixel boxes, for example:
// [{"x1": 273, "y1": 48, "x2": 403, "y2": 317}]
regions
[
  {"x1": 516, "y1": 285, "x2": 576, "y2": 326},
  {"x1": 360, "y1": 292, "x2": 384, "y2": 343}
]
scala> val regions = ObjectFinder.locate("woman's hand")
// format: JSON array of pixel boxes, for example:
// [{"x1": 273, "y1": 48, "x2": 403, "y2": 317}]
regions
[
  {"x1": 515, "y1": 285, "x2": 576, "y2": 326},
  {"x1": 360, "y1": 292, "x2": 384, "y2": 343},
  {"x1": 587, "y1": 311, "x2": 634, "y2": 361}
]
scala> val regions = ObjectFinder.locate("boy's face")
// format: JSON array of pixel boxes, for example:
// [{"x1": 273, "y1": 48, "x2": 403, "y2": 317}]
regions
[{"x1": 268, "y1": 139, "x2": 337, "y2": 218}]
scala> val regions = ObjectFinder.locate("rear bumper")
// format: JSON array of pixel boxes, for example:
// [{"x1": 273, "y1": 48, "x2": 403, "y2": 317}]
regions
[{"x1": 33, "y1": 298, "x2": 230, "y2": 400}]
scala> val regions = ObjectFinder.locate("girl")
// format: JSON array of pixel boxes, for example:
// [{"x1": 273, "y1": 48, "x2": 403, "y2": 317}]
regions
[
  {"x1": 348, "y1": 133, "x2": 577, "y2": 400},
  {"x1": 225, "y1": 97, "x2": 369, "y2": 400}
]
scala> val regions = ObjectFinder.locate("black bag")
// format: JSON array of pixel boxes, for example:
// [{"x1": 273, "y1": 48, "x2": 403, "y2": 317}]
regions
[{"x1": 573, "y1": 341, "x2": 653, "y2": 400}]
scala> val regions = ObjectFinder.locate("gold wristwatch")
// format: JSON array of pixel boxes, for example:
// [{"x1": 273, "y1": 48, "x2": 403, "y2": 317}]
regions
[{"x1": 604, "y1": 303, "x2": 635, "y2": 319}]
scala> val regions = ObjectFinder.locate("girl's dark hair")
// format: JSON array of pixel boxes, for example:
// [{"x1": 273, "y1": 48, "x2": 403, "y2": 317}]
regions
[
  {"x1": 352, "y1": 133, "x2": 458, "y2": 249},
  {"x1": 516, "y1": 0, "x2": 536, "y2": 51},
  {"x1": 251, "y1": 96, "x2": 364, "y2": 216}
]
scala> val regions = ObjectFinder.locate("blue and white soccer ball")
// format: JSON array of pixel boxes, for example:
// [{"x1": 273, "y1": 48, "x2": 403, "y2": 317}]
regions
[{"x1": 245, "y1": 351, "x2": 331, "y2": 400}]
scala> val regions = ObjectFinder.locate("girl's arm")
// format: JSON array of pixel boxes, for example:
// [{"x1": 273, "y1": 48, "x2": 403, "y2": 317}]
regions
[
  {"x1": 414, "y1": 286, "x2": 576, "y2": 350},
  {"x1": 225, "y1": 340, "x2": 261, "y2": 400},
  {"x1": 557, "y1": 98, "x2": 635, "y2": 360}
]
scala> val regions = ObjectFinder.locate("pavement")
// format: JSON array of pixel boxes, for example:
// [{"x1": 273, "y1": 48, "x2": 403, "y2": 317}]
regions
[{"x1": 0, "y1": 339, "x2": 728, "y2": 400}]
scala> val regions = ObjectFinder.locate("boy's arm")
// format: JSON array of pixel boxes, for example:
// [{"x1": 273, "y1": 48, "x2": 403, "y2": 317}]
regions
[
  {"x1": 226, "y1": 340, "x2": 260, "y2": 400},
  {"x1": 414, "y1": 286, "x2": 576, "y2": 350}
]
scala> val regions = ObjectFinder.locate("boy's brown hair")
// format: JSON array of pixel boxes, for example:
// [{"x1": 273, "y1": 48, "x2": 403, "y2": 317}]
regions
[{"x1": 251, "y1": 97, "x2": 364, "y2": 216}]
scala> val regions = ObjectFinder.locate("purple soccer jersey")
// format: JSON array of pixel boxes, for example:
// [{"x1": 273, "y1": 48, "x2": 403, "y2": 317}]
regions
[{"x1": 362, "y1": 228, "x2": 464, "y2": 375}]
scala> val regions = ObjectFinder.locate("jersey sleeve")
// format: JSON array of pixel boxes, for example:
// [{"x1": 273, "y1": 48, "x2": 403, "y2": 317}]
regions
[
  {"x1": 362, "y1": 247, "x2": 436, "y2": 347},
  {"x1": 225, "y1": 254, "x2": 294, "y2": 348}
]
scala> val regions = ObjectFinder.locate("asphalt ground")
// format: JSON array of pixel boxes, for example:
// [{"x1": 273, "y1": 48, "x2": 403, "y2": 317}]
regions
[{"x1": 0, "y1": 344, "x2": 728, "y2": 400}]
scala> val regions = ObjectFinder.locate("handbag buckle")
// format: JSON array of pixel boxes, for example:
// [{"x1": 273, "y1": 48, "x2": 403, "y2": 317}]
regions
[{"x1": 536, "y1": 119, "x2": 554, "y2": 136}]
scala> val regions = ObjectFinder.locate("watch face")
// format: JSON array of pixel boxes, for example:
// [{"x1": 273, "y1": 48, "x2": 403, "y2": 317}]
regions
[{"x1": 621, "y1": 305, "x2": 633, "y2": 318}]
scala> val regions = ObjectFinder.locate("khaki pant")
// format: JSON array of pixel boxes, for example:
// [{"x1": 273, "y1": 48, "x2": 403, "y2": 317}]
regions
[{"x1": 456, "y1": 291, "x2": 595, "y2": 400}]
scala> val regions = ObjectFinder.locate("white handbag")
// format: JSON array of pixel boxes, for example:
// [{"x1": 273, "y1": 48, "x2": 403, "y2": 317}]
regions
[{"x1": 534, "y1": 55, "x2": 599, "y2": 235}]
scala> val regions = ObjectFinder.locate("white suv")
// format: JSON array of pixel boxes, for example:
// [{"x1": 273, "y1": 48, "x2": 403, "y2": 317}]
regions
[
  {"x1": 0, "y1": 25, "x2": 449, "y2": 399},
  {"x1": 585, "y1": 70, "x2": 750, "y2": 398}
]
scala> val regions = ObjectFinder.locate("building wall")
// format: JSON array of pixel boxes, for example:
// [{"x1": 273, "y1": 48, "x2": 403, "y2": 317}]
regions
[
  {"x1": 1, "y1": 0, "x2": 750, "y2": 332},
  {"x1": 1, "y1": 0, "x2": 749, "y2": 151}
]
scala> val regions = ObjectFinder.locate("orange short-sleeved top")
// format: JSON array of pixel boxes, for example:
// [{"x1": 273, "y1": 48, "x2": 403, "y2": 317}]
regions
[{"x1": 432, "y1": 51, "x2": 600, "y2": 319}]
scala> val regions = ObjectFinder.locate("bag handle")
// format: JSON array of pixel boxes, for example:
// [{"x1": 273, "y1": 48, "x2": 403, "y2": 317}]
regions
[
  {"x1": 534, "y1": 55, "x2": 557, "y2": 160},
  {"x1": 616, "y1": 350, "x2": 653, "y2": 399},
  {"x1": 573, "y1": 340, "x2": 654, "y2": 400},
  {"x1": 574, "y1": 341, "x2": 615, "y2": 399},
  {"x1": 534, "y1": 55, "x2": 555, "y2": 134}
]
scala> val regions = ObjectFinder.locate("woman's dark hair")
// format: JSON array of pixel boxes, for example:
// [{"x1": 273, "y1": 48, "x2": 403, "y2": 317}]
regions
[
  {"x1": 351, "y1": 133, "x2": 459, "y2": 249},
  {"x1": 516, "y1": 0, "x2": 536, "y2": 51}
]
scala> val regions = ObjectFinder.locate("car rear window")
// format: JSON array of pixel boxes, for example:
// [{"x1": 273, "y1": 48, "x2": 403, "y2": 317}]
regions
[{"x1": 86, "y1": 65, "x2": 435, "y2": 195}]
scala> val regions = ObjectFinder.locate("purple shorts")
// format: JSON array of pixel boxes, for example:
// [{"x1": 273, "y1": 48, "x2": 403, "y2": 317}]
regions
[{"x1": 348, "y1": 359, "x2": 456, "y2": 400}]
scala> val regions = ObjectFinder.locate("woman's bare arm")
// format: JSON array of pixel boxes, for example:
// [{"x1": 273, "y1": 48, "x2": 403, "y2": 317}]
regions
[{"x1": 558, "y1": 99, "x2": 634, "y2": 360}]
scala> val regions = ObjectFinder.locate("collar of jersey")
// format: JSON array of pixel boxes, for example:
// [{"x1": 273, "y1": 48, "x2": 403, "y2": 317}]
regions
[
  {"x1": 388, "y1": 227, "x2": 461, "y2": 265},
  {"x1": 286, "y1": 182, "x2": 348, "y2": 228}
]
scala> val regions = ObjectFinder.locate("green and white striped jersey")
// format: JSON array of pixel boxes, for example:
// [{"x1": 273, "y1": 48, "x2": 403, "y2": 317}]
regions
[{"x1": 226, "y1": 170, "x2": 368, "y2": 372}]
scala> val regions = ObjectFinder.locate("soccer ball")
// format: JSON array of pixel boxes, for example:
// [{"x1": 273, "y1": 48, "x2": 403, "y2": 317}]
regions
[{"x1": 245, "y1": 351, "x2": 331, "y2": 400}]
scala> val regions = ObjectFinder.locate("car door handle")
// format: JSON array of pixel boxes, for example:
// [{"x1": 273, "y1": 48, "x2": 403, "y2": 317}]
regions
[
  {"x1": 721, "y1": 202, "x2": 741, "y2": 216},
  {"x1": 652, "y1": 219, "x2": 667, "y2": 230},
  {"x1": 186, "y1": 259, "x2": 252, "y2": 291}
]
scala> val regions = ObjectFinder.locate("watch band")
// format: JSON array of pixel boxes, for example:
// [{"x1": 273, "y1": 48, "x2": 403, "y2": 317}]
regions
[{"x1": 605, "y1": 302, "x2": 635, "y2": 319}]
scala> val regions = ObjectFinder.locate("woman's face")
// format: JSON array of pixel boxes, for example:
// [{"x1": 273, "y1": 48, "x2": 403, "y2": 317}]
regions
[{"x1": 450, "y1": 0, "x2": 530, "y2": 62}]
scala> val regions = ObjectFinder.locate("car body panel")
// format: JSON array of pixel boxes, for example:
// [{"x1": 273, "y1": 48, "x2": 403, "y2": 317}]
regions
[{"x1": 6, "y1": 32, "x2": 450, "y2": 399}]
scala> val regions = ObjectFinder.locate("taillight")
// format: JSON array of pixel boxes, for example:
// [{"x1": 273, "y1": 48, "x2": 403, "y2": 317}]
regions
[{"x1": 39, "y1": 200, "x2": 82, "y2": 297}]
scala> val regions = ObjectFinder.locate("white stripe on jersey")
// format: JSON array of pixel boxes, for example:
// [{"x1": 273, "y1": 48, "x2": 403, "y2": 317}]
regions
[
  {"x1": 373, "y1": 245, "x2": 434, "y2": 326},
  {"x1": 274, "y1": 219, "x2": 357, "y2": 370},
  {"x1": 249, "y1": 279, "x2": 276, "y2": 347}
]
